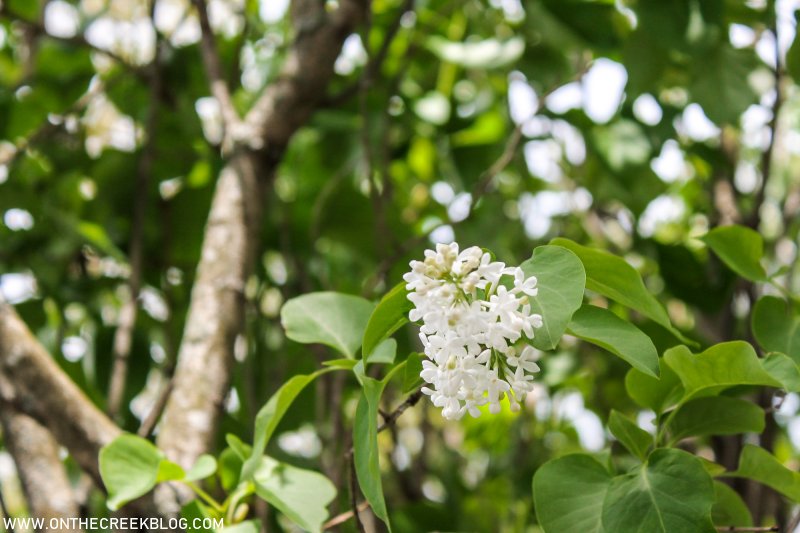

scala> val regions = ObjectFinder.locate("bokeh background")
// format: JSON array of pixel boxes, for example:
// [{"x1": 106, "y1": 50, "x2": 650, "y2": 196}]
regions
[{"x1": 2, "y1": 0, "x2": 800, "y2": 530}]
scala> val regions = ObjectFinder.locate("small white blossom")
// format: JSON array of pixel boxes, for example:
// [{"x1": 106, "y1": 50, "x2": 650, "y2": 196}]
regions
[{"x1": 403, "y1": 243, "x2": 544, "y2": 420}]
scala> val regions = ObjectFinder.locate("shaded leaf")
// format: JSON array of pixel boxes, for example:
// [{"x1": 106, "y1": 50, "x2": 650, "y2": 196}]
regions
[
  {"x1": 242, "y1": 369, "x2": 332, "y2": 480},
  {"x1": 568, "y1": 305, "x2": 659, "y2": 377},
  {"x1": 752, "y1": 296, "x2": 800, "y2": 361},
  {"x1": 731, "y1": 445, "x2": 800, "y2": 502},
  {"x1": 602, "y1": 448, "x2": 716, "y2": 533},
  {"x1": 712, "y1": 481, "x2": 752, "y2": 528},
  {"x1": 664, "y1": 341, "x2": 780, "y2": 400},
  {"x1": 625, "y1": 359, "x2": 683, "y2": 414},
  {"x1": 608, "y1": 410, "x2": 652, "y2": 460},
  {"x1": 668, "y1": 397, "x2": 764, "y2": 443},
  {"x1": 533, "y1": 454, "x2": 611, "y2": 533},
  {"x1": 702, "y1": 225, "x2": 767, "y2": 282},
  {"x1": 551, "y1": 238, "x2": 691, "y2": 344},
  {"x1": 362, "y1": 282, "x2": 413, "y2": 360},
  {"x1": 762, "y1": 352, "x2": 800, "y2": 392}
]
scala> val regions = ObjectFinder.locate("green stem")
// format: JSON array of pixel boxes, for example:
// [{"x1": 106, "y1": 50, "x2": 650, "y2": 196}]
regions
[{"x1": 185, "y1": 481, "x2": 225, "y2": 513}]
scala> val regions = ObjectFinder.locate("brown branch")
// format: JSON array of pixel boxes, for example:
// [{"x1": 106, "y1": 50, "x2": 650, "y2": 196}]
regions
[
  {"x1": 348, "y1": 451, "x2": 367, "y2": 533},
  {"x1": 244, "y1": 0, "x2": 368, "y2": 147},
  {"x1": 137, "y1": 376, "x2": 174, "y2": 438},
  {"x1": 0, "y1": 302, "x2": 121, "y2": 487},
  {"x1": 0, "y1": 404, "x2": 80, "y2": 530},
  {"x1": 107, "y1": 7, "x2": 164, "y2": 421},
  {"x1": 191, "y1": 0, "x2": 241, "y2": 139},
  {"x1": 377, "y1": 388, "x2": 423, "y2": 432},
  {"x1": 156, "y1": 0, "x2": 368, "y2": 469},
  {"x1": 322, "y1": 500, "x2": 370, "y2": 530},
  {"x1": 156, "y1": 151, "x2": 263, "y2": 468},
  {"x1": 326, "y1": 0, "x2": 415, "y2": 106},
  {"x1": 747, "y1": 29, "x2": 784, "y2": 230}
]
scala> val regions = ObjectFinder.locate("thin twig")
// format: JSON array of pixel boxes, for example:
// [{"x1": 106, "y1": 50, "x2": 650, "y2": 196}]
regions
[
  {"x1": 322, "y1": 500, "x2": 371, "y2": 530},
  {"x1": 378, "y1": 389, "x2": 423, "y2": 432},
  {"x1": 326, "y1": 0, "x2": 414, "y2": 106},
  {"x1": 348, "y1": 451, "x2": 367, "y2": 533},
  {"x1": 747, "y1": 26, "x2": 784, "y2": 229},
  {"x1": 359, "y1": 0, "x2": 393, "y2": 261},
  {"x1": 137, "y1": 375, "x2": 174, "y2": 438},
  {"x1": 107, "y1": 2, "x2": 163, "y2": 419},
  {"x1": 191, "y1": 0, "x2": 241, "y2": 138}
]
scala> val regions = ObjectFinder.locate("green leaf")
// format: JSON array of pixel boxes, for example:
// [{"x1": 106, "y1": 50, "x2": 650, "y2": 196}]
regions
[
  {"x1": 668, "y1": 397, "x2": 764, "y2": 443},
  {"x1": 700, "y1": 458, "x2": 727, "y2": 478},
  {"x1": 369, "y1": 338, "x2": 397, "y2": 365},
  {"x1": 362, "y1": 282, "x2": 412, "y2": 359},
  {"x1": 181, "y1": 500, "x2": 216, "y2": 532},
  {"x1": 242, "y1": 369, "x2": 332, "y2": 481},
  {"x1": 403, "y1": 352, "x2": 424, "y2": 393},
  {"x1": 701, "y1": 225, "x2": 767, "y2": 282},
  {"x1": 608, "y1": 410, "x2": 652, "y2": 460},
  {"x1": 322, "y1": 358, "x2": 359, "y2": 370},
  {"x1": 711, "y1": 481, "x2": 752, "y2": 528},
  {"x1": 762, "y1": 352, "x2": 800, "y2": 392},
  {"x1": 730, "y1": 445, "x2": 800, "y2": 502},
  {"x1": 218, "y1": 448, "x2": 242, "y2": 492},
  {"x1": 157, "y1": 460, "x2": 186, "y2": 482},
  {"x1": 602, "y1": 448, "x2": 716, "y2": 533},
  {"x1": 185, "y1": 454, "x2": 217, "y2": 482},
  {"x1": 664, "y1": 341, "x2": 781, "y2": 400},
  {"x1": 752, "y1": 296, "x2": 800, "y2": 361},
  {"x1": 567, "y1": 305, "x2": 659, "y2": 377},
  {"x1": 426, "y1": 36, "x2": 525, "y2": 69},
  {"x1": 625, "y1": 359, "x2": 683, "y2": 414},
  {"x1": 253, "y1": 456, "x2": 337, "y2": 533},
  {"x1": 226, "y1": 434, "x2": 252, "y2": 461},
  {"x1": 99, "y1": 434, "x2": 164, "y2": 510},
  {"x1": 533, "y1": 454, "x2": 611, "y2": 533},
  {"x1": 518, "y1": 245, "x2": 586, "y2": 351},
  {"x1": 353, "y1": 376, "x2": 392, "y2": 530},
  {"x1": 281, "y1": 292, "x2": 375, "y2": 358},
  {"x1": 551, "y1": 239, "x2": 691, "y2": 344}
]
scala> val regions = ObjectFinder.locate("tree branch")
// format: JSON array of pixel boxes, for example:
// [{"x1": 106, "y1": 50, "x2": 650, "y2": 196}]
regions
[
  {"x1": 156, "y1": 151, "x2": 263, "y2": 468},
  {"x1": 0, "y1": 404, "x2": 80, "y2": 530},
  {"x1": 191, "y1": 0, "x2": 241, "y2": 140},
  {"x1": 107, "y1": 6, "x2": 164, "y2": 421},
  {"x1": 156, "y1": 0, "x2": 367, "y2": 469},
  {"x1": 244, "y1": 0, "x2": 368, "y2": 148},
  {"x1": 0, "y1": 303, "x2": 120, "y2": 486}
]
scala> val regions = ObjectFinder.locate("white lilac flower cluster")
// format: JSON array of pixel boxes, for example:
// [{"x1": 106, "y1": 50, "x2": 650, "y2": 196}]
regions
[{"x1": 403, "y1": 243, "x2": 544, "y2": 420}]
